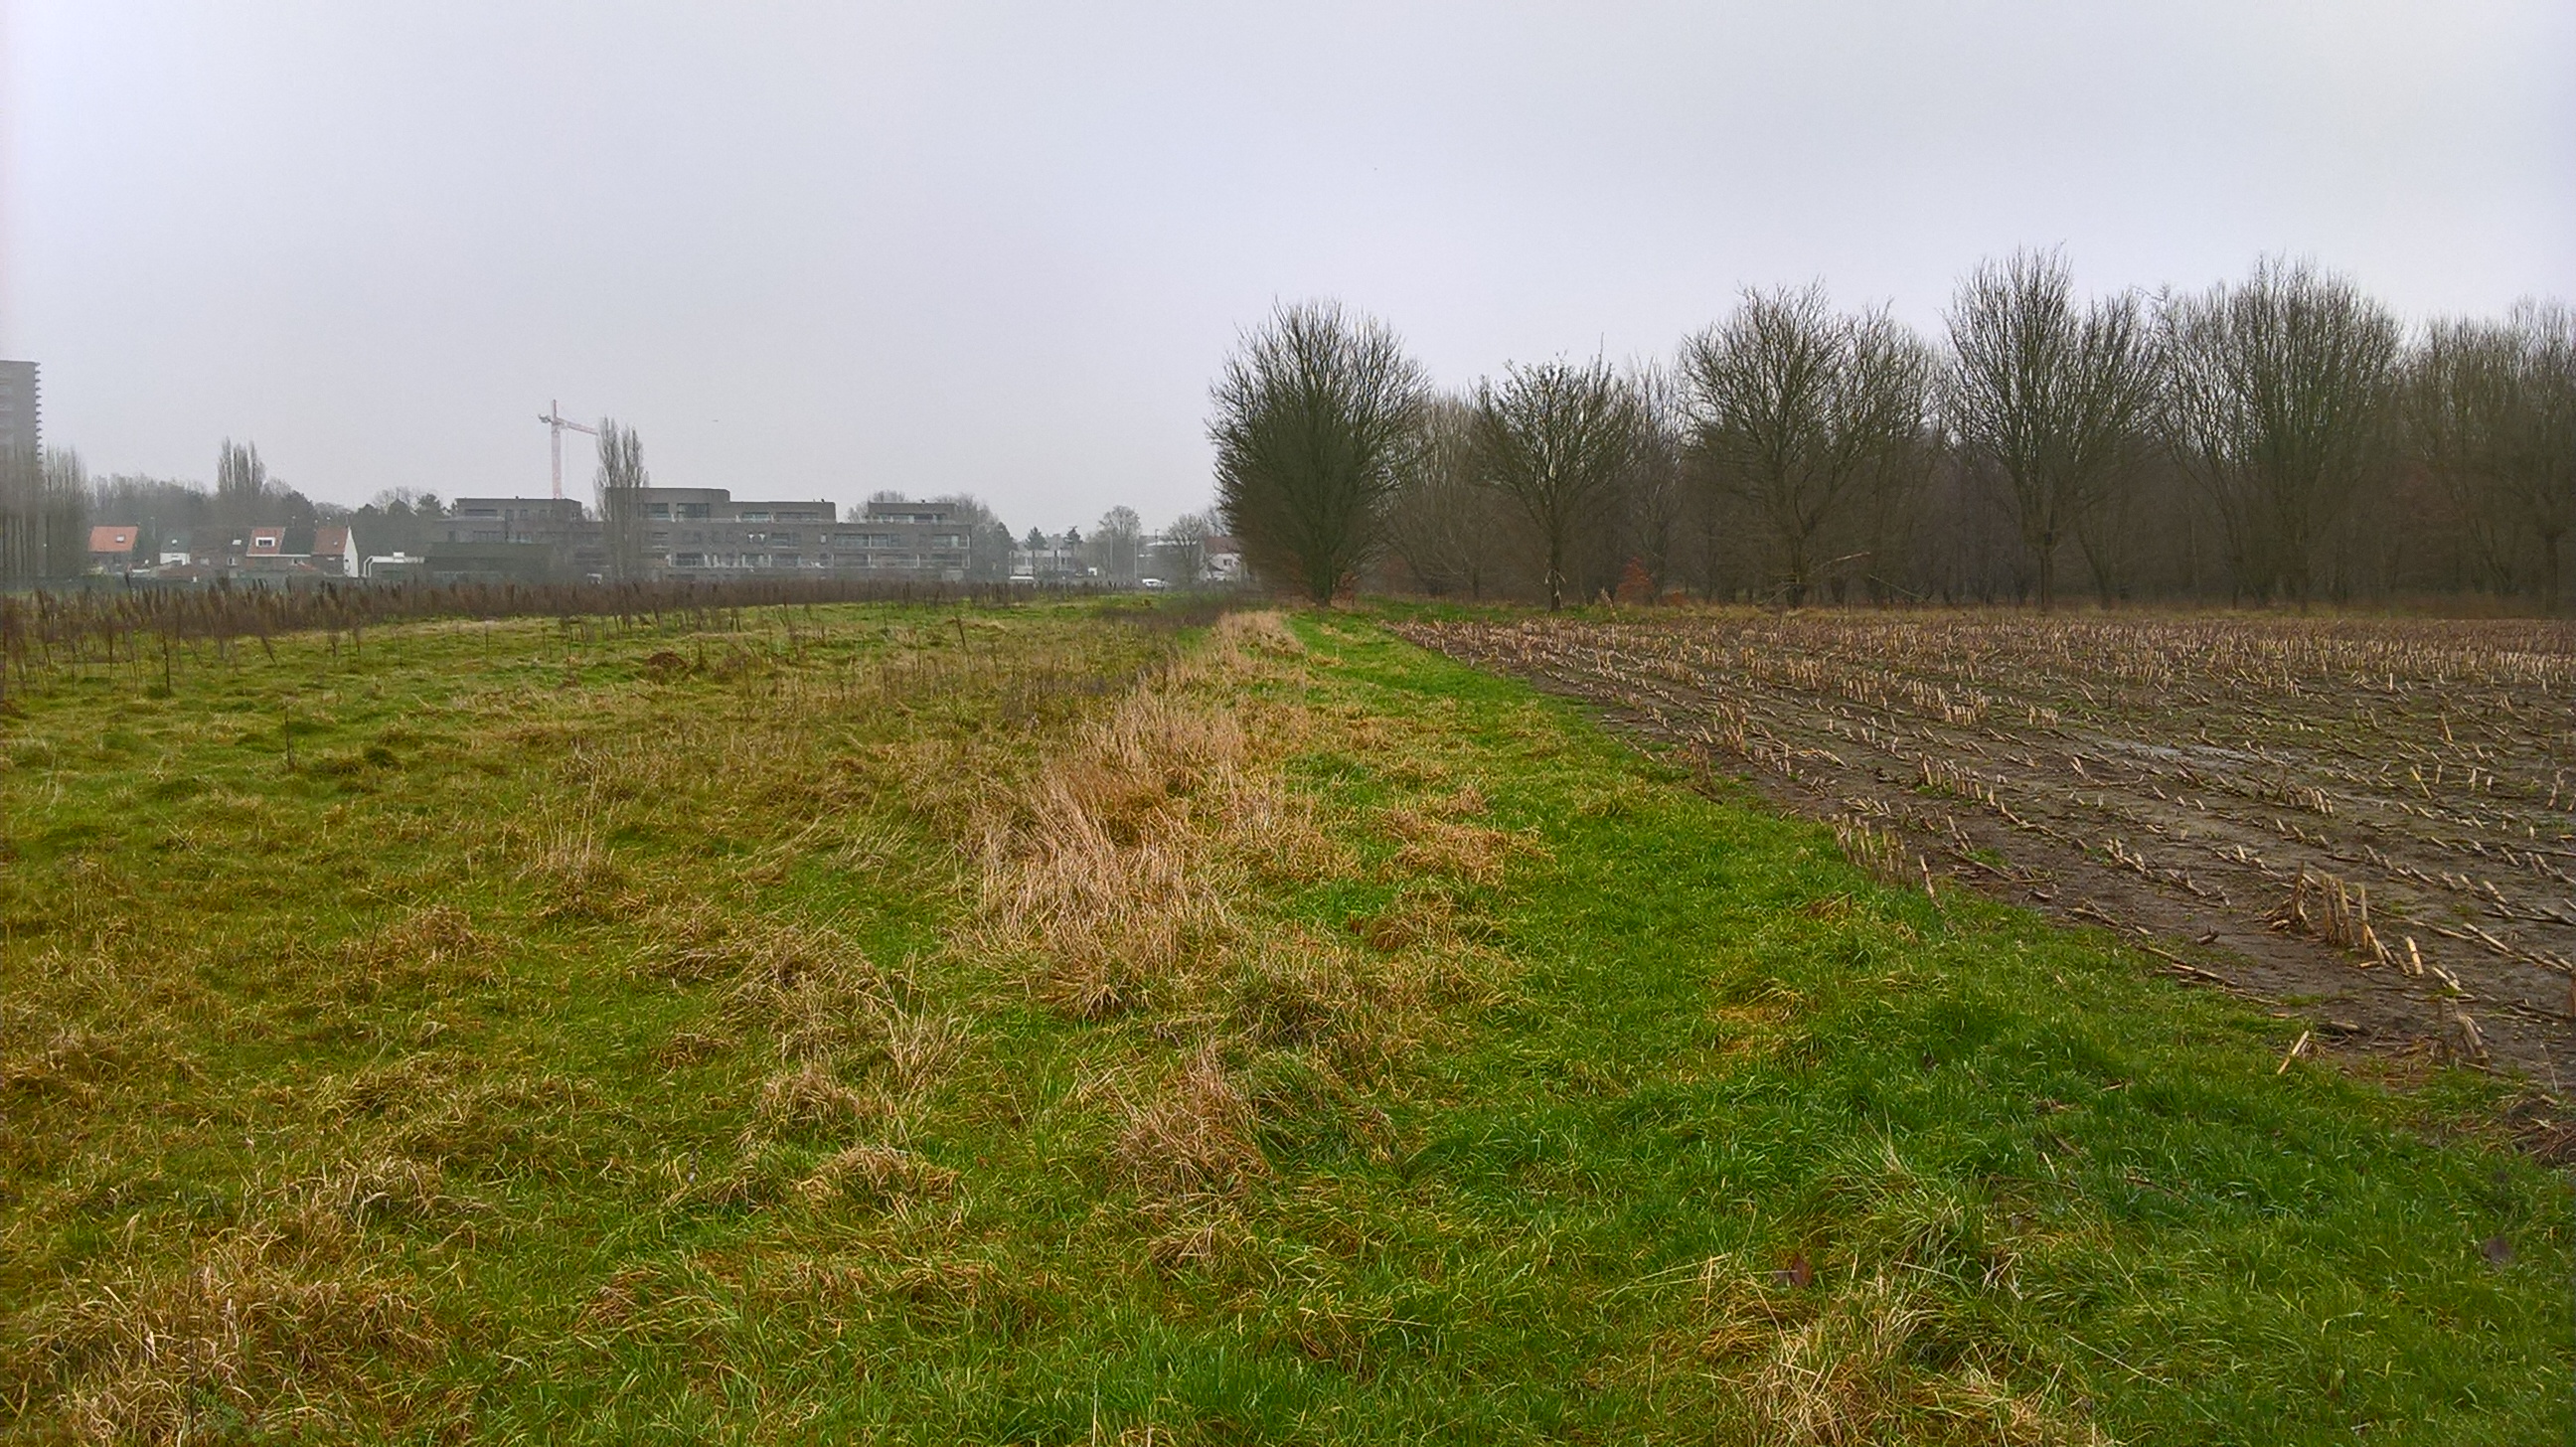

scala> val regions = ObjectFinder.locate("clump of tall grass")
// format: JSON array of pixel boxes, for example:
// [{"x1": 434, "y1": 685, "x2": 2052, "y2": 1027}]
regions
[
  {"x1": 1689, "y1": 1139, "x2": 2113, "y2": 1444},
  {"x1": 19, "y1": 1219, "x2": 443, "y2": 1443},
  {"x1": 974, "y1": 611, "x2": 1331, "y2": 1021}
]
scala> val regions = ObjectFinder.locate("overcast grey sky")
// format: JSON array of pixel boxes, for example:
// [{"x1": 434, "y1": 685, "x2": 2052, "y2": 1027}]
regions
[{"x1": 5, "y1": 2, "x2": 2570, "y2": 531}]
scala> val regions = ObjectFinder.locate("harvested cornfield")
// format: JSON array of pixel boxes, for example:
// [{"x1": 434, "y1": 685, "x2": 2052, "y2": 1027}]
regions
[{"x1": 1397, "y1": 609, "x2": 2576, "y2": 1081}]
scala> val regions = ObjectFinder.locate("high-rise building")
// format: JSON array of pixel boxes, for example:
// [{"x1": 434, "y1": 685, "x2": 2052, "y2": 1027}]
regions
[{"x1": 0, "y1": 361, "x2": 37, "y2": 457}]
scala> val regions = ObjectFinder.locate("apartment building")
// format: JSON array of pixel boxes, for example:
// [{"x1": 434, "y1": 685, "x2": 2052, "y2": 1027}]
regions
[
  {"x1": 650, "y1": 489, "x2": 833, "y2": 573},
  {"x1": 436, "y1": 489, "x2": 971, "y2": 581},
  {"x1": 441, "y1": 497, "x2": 601, "y2": 577},
  {"x1": 820, "y1": 497, "x2": 972, "y2": 579}
]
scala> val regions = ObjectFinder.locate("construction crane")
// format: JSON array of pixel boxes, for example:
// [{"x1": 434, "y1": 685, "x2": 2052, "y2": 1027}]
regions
[{"x1": 537, "y1": 400, "x2": 597, "y2": 501}]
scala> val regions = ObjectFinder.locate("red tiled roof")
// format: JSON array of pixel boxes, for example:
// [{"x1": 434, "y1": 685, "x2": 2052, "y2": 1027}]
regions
[{"x1": 88, "y1": 525, "x2": 138, "y2": 553}]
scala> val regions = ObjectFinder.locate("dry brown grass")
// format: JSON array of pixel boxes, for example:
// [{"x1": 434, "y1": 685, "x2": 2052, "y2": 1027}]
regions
[
  {"x1": 518, "y1": 820, "x2": 628, "y2": 921},
  {"x1": 1375, "y1": 787, "x2": 1540, "y2": 885},
  {"x1": 715, "y1": 920, "x2": 891, "y2": 1061},
  {"x1": 25, "y1": 1222, "x2": 443, "y2": 1444},
  {"x1": 751, "y1": 1058, "x2": 888, "y2": 1137},
  {"x1": 795, "y1": 1143, "x2": 959, "y2": 1207},
  {"x1": 958, "y1": 611, "x2": 1531, "y2": 1249},
  {"x1": 1692, "y1": 1259, "x2": 2107, "y2": 1447},
  {"x1": 975, "y1": 611, "x2": 1339, "y2": 1021},
  {"x1": 332, "y1": 903, "x2": 495, "y2": 1002},
  {"x1": 1111, "y1": 1042, "x2": 1269, "y2": 1205}
]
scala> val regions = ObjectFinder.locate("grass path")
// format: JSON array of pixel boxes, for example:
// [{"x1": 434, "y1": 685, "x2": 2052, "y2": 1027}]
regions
[{"x1": 0, "y1": 601, "x2": 2564, "y2": 1443}]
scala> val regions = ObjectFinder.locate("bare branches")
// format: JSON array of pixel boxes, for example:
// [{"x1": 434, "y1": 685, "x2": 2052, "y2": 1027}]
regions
[
  {"x1": 0, "y1": 443, "x2": 88, "y2": 584},
  {"x1": 592, "y1": 420, "x2": 651, "y2": 583},
  {"x1": 1621, "y1": 362, "x2": 1691, "y2": 599},
  {"x1": 215, "y1": 439, "x2": 270, "y2": 529},
  {"x1": 1471, "y1": 356, "x2": 1640, "y2": 610},
  {"x1": 1382, "y1": 394, "x2": 1512, "y2": 599},
  {"x1": 2160, "y1": 257, "x2": 2402, "y2": 604},
  {"x1": 1684, "y1": 285, "x2": 1935, "y2": 605},
  {"x1": 1209, "y1": 301, "x2": 1429, "y2": 604},
  {"x1": 2405, "y1": 302, "x2": 2576, "y2": 608},
  {"x1": 1944, "y1": 249, "x2": 2161, "y2": 611},
  {"x1": 1202, "y1": 264, "x2": 2563, "y2": 610}
]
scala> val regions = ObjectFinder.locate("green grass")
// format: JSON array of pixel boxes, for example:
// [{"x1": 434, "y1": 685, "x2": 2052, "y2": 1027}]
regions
[{"x1": 0, "y1": 600, "x2": 2565, "y2": 1444}]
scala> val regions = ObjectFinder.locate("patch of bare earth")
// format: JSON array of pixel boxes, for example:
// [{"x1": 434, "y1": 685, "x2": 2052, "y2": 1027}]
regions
[{"x1": 1396, "y1": 610, "x2": 2576, "y2": 1090}]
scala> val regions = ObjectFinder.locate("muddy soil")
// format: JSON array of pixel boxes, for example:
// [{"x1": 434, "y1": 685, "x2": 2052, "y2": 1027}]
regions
[{"x1": 1398, "y1": 613, "x2": 2576, "y2": 1091}]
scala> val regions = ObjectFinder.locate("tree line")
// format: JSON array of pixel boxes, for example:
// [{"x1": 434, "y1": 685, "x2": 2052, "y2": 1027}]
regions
[
  {"x1": 4, "y1": 439, "x2": 336, "y2": 585},
  {"x1": 1208, "y1": 254, "x2": 2576, "y2": 611}
]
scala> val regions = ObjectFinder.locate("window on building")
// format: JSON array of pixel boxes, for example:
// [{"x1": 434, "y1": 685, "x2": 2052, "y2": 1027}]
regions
[
  {"x1": 677, "y1": 503, "x2": 712, "y2": 521},
  {"x1": 673, "y1": 553, "x2": 705, "y2": 567}
]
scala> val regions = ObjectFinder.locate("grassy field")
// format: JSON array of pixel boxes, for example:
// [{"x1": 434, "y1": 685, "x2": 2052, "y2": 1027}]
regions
[{"x1": 0, "y1": 598, "x2": 2567, "y2": 1443}]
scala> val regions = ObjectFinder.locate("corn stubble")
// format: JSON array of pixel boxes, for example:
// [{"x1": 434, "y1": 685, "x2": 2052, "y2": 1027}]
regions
[{"x1": 1402, "y1": 607, "x2": 2576, "y2": 1073}]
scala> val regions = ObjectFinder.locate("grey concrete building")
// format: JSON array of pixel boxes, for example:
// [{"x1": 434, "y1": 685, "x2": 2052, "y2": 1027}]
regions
[
  {"x1": 436, "y1": 489, "x2": 971, "y2": 581},
  {"x1": 0, "y1": 361, "x2": 38, "y2": 458}
]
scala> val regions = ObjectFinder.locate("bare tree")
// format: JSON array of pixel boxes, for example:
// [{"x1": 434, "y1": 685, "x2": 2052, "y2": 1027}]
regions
[
  {"x1": 1944, "y1": 250, "x2": 2161, "y2": 610},
  {"x1": 0, "y1": 441, "x2": 40, "y2": 584},
  {"x1": 1383, "y1": 393, "x2": 1509, "y2": 597},
  {"x1": 1160, "y1": 511, "x2": 1213, "y2": 585},
  {"x1": 1, "y1": 445, "x2": 90, "y2": 582},
  {"x1": 593, "y1": 419, "x2": 650, "y2": 582},
  {"x1": 215, "y1": 438, "x2": 268, "y2": 528},
  {"x1": 2518, "y1": 303, "x2": 2576, "y2": 611},
  {"x1": 1620, "y1": 363, "x2": 1691, "y2": 598},
  {"x1": 1210, "y1": 300, "x2": 1429, "y2": 604},
  {"x1": 40, "y1": 449, "x2": 88, "y2": 579},
  {"x1": 2161, "y1": 257, "x2": 2402, "y2": 603},
  {"x1": 933, "y1": 494, "x2": 1018, "y2": 581},
  {"x1": 2405, "y1": 303, "x2": 2576, "y2": 608},
  {"x1": 1684, "y1": 284, "x2": 1935, "y2": 605},
  {"x1": 1090, "y1": 505, "x2": 1143, "y2": 584},
  {"x1": 1472, "y1": 356, "x2": 1639, "y2": 609}
]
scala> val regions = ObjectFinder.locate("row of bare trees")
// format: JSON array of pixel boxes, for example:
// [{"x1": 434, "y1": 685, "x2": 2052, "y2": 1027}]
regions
[
  {"x1": 1209, "y1": 257, "x2": 2575, "y2": 610},
  {"x1": 0, "y1": 445, "x2": 89, "y2": 586}
]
